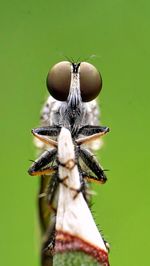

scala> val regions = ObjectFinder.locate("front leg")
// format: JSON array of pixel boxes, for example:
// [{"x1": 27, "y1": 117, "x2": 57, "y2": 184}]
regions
[
  {"x1": 78, "y1": 125, "x2": 110, "y2": 136},
  {"x1": 32, "y1": 129, "x2": 58, "y2": 147},
  {"x1": 76, "y1": 126, "x2": 109, "y2": 146},
  {"x1": 32, "y1": 126, "x2": 61, "y2": 137}
]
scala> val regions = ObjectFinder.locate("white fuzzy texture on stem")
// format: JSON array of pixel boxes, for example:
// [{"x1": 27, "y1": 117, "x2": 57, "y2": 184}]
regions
[{"x1": 56, "y1": 127, "x2": 107, "y2": 253}]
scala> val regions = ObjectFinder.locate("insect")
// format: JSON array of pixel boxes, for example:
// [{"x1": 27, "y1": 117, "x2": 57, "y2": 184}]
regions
[{"x1": 28, "y1": 61, "x2": 109, "y2": 265}]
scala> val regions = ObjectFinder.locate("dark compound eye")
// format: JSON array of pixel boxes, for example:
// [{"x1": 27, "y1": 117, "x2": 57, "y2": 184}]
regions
[
  {"x1": 79, "y1": 62, "x2": 102, "y2": 102},
  {"x1": 46, "y1": 61, "x2": 71, "y2": 101},
  {"x1": 46, "y1": 61, "x2": 102, "y2": 102}
]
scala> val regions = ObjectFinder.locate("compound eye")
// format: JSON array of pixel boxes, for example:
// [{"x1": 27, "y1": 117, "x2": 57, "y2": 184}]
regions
[
  {"x1": 80, "y1": 62, "x2": 102, "y2": 102},
  {"x1": 46, "y1": 61, "x2": 71, "y2": 101},
  {"x1": 46, "y1": 61, "x2": 102, "y2": 102}
]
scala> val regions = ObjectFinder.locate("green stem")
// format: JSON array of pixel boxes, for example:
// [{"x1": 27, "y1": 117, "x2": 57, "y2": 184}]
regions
[{"x1": 54, "y1": 251, "x2": 102, "y2": 266}]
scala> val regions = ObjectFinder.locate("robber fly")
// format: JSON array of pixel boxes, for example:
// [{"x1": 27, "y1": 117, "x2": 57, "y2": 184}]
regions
[{"x1": 28, "y1": 61, "x2": 109, "y2": 265}]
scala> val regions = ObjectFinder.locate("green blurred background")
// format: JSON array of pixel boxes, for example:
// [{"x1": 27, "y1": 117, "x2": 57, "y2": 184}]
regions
[{"x1": 0, "y1": 0, "x2": 149, "y2": 265}]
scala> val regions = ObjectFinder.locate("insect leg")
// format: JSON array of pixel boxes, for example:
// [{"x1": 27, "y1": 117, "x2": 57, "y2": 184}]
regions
[
  {"x1": 76, "y1": 127, "x2": 109, "y2": 146},
  {"x1": 47, "y1": 171, "x2": 59, "y2": 207},
  {"x1": 28, "y1": 149, "x2": 57, "y2": 176},
  {"x1": 77, "y1": 163, "x2": 90, "y2": 202},
  {"x1": 33, "y1": 126, "x2": 61, "y2": 137},
  {"x1": 32, "y1": 130, "x2": 58, "y2": 147},
  {"x1": 79, "y1": 147, "x2": 107, "y2": 184},
  {"x1": 39, "y1": 171, "x2": 59, "y2": 232},
  {"x1": 78, "y1": 125, "x2": 110, "y2": 136}
]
